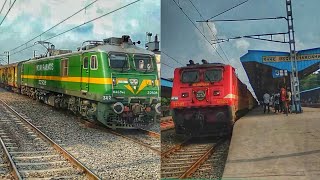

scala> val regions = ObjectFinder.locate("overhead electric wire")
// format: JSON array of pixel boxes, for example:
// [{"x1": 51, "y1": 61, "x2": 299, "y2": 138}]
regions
[
  {"x1": 9, "y1": 0, "x2": 100, "y2": 52},
  {"x1": 162, "y1": 62, "x2": 175, "y2": 69},
  {"x1": 162, "y1": 51, "x2": 184, "y2": 66},
  {"x1": 188, "y1": 0, "x2": 229, "y2": 63},
  {"x1": 0, "y1": 0, "x2": 8, "y2": 15},
  {"x1": 11, "y1": 0, "x2": 141, "y2": 56},
  {"x1": 207, "y1": 0, "x2": 249, "y2": 21},
  {"x1": 0, "y1": 0, "x2": 17, "y2": 27},
  {"x1": 172, "y1": 0, "x2": 226, "y2": 63},
  {"x1": 199, "y1": 16, "x2": 287, "y2": 22}
]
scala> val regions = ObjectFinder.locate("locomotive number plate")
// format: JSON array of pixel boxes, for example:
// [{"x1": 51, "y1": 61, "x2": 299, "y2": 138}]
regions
[
  {"x1": 38, "y1": 80, "x2": 47, "y2": 86},
  {"x1": 214, "y1": 99, "x2": 227, "y2": 104},
  {"x1": 147, "y1": 91, "x2": 158, "y2": 95},
  {"x1": 172, "y1": 102, "x2": 185, "y2": 107}
]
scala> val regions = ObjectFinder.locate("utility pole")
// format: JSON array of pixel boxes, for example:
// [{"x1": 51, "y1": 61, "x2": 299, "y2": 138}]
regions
[
  {"x1": 4, "y1": 51, "x2": 10, "y2": 64},
  {"x1": 285, "y1": 0, "x2": 301, "y2": 113}
]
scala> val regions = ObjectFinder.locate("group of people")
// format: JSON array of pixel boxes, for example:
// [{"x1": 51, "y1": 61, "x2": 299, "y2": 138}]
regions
[{"x1": 262, "y1": 87, "x2": 292, "y2": 114}]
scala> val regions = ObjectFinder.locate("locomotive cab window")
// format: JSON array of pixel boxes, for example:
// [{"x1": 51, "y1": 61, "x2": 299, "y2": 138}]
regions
[
  {"x1": 61, "y1": 58, "x2": 68, "y2": 77},
  {"x1": 181, "y1": 70, "x2": 200, "y2": 83},
  {"x1": 134, "y1": 55, "x2": 153, "y2": 71},
  {"x1": 90, "y1": 55, "x2": 98, "y2": 70},
  {"x1": 83, "y1": 57, "x2": 88, "y2": 69},
  {"x1": 204, "y1": 69, "x2": 222, "y2": 82},
  {"x1": 109, "y1": 53, "x2": 129, "y2": 70}
]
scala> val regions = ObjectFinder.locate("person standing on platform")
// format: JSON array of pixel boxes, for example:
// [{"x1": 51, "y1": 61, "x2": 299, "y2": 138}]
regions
[
  {"x1": 269, "y1": 94, "x2": 274, "y2": 108},
  {"x1": 280, "y1": 87, "x2": 288, "y2": 115},
  {"x1": 287, "y1": 88, "x2": 292, "y2": 113},
  {"x1": 274, "y1": 93, "x2": 280, "y2": 113},
  {"x1": 263, "y1": 91, "x2": 271, "y2": 114}
]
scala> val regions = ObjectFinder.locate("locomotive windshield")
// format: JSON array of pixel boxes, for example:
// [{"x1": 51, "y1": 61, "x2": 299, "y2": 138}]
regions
[
  {"x1": 204, "y1": 69, "x2": 222, "y2": 82},
  {"x1": 109, "y1": 53, "x2": 129, "y2": 70},
  {"x1": 134, "y1": 55, "x2": 153, "y2": 72},
  {"x1": 181, "y1": 70, "x2": 200, "y2": 83}
]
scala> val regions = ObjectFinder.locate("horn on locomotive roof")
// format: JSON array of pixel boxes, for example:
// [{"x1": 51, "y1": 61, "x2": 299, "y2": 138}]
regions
[
  {"x1": 187, "y1": 60, "x2": 195, "y2": 66},
  {"x1": 122, "y1": 35, "x2": 130, "y2": 43},
  {"x1": 202, "y1": 59, "x2": 208, "y2": 64}
]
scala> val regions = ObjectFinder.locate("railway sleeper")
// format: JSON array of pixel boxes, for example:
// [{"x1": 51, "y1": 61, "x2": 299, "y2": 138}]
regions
[
  {"x1": 160, "y1": 162, "x2": 194, "y2": 166},
  {"x1": 19, "y1": 167, "x2": 82, "y2": 178},
  {"x1": 161, "y1": 165, "x2": 191, "y2": 170},
  {"x1": 16, "y1": 161, "x2": 73, "y2": 171}
]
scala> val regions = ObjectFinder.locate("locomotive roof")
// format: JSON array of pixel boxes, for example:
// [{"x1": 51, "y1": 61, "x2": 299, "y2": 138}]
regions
[
  {"x1": 23, "y1": 42, "x2": 154, "y2": 64},
  {"x1": 179, "y1": 63, "x2": 226, "y2": 69},
  {"x1": 0, "y1": 62, "x2": 19, "y2": 67},
  {"x1": 92, "y1": 43, "x2": 154, "y2": 55}
]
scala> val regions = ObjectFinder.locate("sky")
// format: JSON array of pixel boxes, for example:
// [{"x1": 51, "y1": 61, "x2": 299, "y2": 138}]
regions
[
  {"x1": 161, "y1": 0, "x2": 320, "y2": 96},
  {"x1": 0, "y1": 0, "x2": 160, "y2": 63}
]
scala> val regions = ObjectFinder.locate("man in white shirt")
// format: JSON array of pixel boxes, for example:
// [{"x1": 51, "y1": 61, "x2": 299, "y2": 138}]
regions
[{"x1": 263, "y1": 92, "x2": 271, "y2": 113}]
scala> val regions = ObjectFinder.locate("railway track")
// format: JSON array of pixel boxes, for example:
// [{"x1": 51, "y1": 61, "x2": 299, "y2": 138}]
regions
[
  {"x1": 161, "y1": 137, "x2": 226, "y2": 179},
  {"x1": 0, "y1": 99, "x2": 100, "y2": 180}
]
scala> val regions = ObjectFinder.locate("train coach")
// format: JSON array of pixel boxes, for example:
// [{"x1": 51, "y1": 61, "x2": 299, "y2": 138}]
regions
[
  {"x1": 170, "y1": 60, "x2": 256, "y2": 135},
  {"x1": 0, "y1": 35, "x2": 161, "y2": 129}
]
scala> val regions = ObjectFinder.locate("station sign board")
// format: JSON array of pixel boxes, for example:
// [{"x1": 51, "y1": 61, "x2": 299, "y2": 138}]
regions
[
  {"x1": 272, "y1": 68, "x2": 288, "y2": 78},
  {"x1": 263, "y1": 53, "x2": 320, "y2": 62}
]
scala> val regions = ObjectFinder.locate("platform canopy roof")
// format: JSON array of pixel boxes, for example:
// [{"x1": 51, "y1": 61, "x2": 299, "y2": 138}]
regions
[
  {"x1": 161, "y1": 78, "x2": 173, "y2": 88},
  {"x1": 241, "y1": 47, "x2": 320, "y2": 75}
]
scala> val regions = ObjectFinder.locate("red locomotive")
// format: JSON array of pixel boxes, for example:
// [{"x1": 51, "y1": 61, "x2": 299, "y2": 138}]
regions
[{"x1": 170, "y1": 60, "x2": 256, "y2": 135}]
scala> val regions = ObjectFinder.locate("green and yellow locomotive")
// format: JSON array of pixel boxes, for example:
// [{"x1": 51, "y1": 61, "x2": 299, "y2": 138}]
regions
[{"x1": 0, "y1": 35, "x2": 161, "y2": 129}]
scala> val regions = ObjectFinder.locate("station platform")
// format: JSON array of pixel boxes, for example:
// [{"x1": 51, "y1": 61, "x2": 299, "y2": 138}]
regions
[{"x1": 223, "y1": 107, "x2": 320, "y2": 180}]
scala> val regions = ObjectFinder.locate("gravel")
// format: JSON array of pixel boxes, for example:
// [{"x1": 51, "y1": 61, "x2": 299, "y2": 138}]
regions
[
  {"x1": 0, "y1": 145, "x2": 11, "y2": 179},
  {"x1": 0, "y1": 88, "x2": 160, "y2": 179}
]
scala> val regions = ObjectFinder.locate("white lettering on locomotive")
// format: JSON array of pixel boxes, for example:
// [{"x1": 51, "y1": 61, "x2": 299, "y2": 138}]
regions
[
  {"x1": 38, "y1": 80, "x2": 47, "y2": 85},
  {"x1": 147, "y1": 91, "x2": 158, "y2": 95},
  {"x1": 36, "y1": 63, "x2": 54, "y2": 71},
  {"x1": 113, "y1": 90, "x2": 125, "y2": 94}
]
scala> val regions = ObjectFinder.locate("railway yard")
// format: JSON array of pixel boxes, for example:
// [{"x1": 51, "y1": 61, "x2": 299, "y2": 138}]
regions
[{"x1": 0, "y1": 88, "x2": 160, "y2": 179}]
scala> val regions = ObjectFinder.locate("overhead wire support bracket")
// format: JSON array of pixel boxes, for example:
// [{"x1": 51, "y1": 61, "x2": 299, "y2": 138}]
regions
[{"x1": 211, "y1": 32, "x2": 289, "y2": 44}]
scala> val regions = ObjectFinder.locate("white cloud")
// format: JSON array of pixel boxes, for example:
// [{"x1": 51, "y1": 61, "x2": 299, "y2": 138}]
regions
[
  {"x1": 0, "y1": 0, "x2": 160, "y2": 61},
  {"x1": 235, "y1": 39, "x2": 250, "y2": 50}
]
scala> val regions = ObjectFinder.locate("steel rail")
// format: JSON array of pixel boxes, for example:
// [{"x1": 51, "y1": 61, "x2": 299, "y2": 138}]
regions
[
  {"x1": 0, "y1": 137, "x2": 22, "y2": 179},
  {"x1": 137, "y1": 128, "x2": 160, "y2": 139},
  {"x1": 160, "y1": 117, "x2": 175, "y2": 131},
  {"x1": 179, "y1": 138, "x2": 226, "y2": 178},
  {"x1": 0, "y1": 99, "x2": 101, "y2": 180}
]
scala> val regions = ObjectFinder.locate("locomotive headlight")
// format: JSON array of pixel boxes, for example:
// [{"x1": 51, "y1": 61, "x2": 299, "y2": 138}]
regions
[
  {"x1": 213, "y1": 90, "x2": 220, "y2": 96},
  {"x1": 196, "y1": 90, "x2": 206, "y2": 101},
  {"x1": 129, "y1": 78, "x2": 138, "y2": 86},
  {"x1": 181, "y1": 92, "x2": 189, "y2": 98},
  {"x1": 171, "y1": 96, "x2": 178, "y2": 101},
  {"x1": 113, "y1": 102, "x2": 124, "y2": 114}
]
